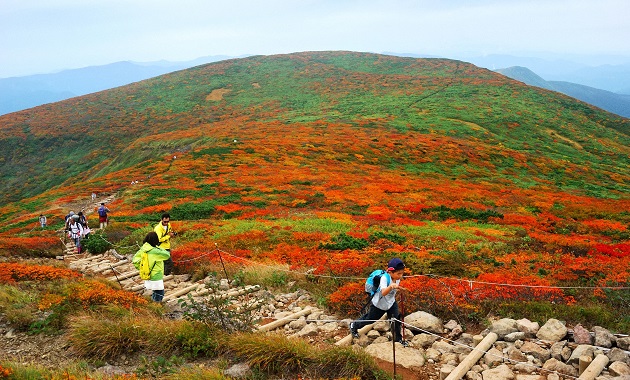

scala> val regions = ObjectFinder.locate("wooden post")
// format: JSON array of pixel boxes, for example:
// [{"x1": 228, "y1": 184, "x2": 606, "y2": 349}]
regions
[
  {"x1": 578, "y1": 354, "x2": 609, "y2": 380},
  {"x1": 443, "y1": 332, "x2": 498, "y2": 380},
  {"x1": 257, "y1": 307, "x2": 314, "y2": 332}
]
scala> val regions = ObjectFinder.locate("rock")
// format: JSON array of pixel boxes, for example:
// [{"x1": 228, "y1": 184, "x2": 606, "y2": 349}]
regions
[
  {"x1": 593, "y1": 326, "x2": 614, "y2": 348},
  {"x1": 550, "y1": 341, "x2": 571, "y2": 362},
  {"x1": 306, "y1": 312, "x2": 322, "y2": 321},
  {"x1": 542, "y1": 358, "x2": 578, "y2": 377},
  {"x1": 513, "y1": 362, "x2": 537, "y2": 374},
  {"x1": 607, "y1": 348, "x2": 630, "y2": 364},
  {"x1": 219, "y1": 278, "x2": 230, "y2": 290},
  {"x1": 467, "y1": 370, "x2": 483, "y2": 380},
  {"x1": 491, "y1": 318, "x2": 519, "y2": 339},
  {"x1": 372, "y1": 336, "x2": 389, "y2": 344},
  {"x1": 568, "y1": 344, "x2": 595, "y2": 364},
  {"x1": 516, "y1": 318, "x2": 539, "y2": 336},
  {"x1": 441, "y1": 365, "x2": 456, "y2": 379},
  {"x1": 482, "y1": 364, "x2": 515, "y2": 380},
  {"x1": 425, "y1": 347, "x2": 441, "y2": 361},
  {"x1": 223, "y1": 363, "x2": 252, "y2": 378},
  {"x1": 405, "y1": 311, "x2": 443, "y2": 334},
  {"x1": 507, "y1": 346, "x2": 528, "y2": 362},
  {"x1": 442, "y1": 353, "x2": 459, "y2": 366},
  {"x1": 319, "y1": 322, "x2": 338, "y2": 333},
  {"x1": 445, "y1": 320, "x2": 459, "y2": 330},
  {"x1": 412, "y1": 333, "x2": 438, "y2": 348},
  {"x1": 617, "y1": 337, "x2": 630, "y2": 350},
  {"x1": 288, "y1": 318, "x2": 306, "y2": 330},
  {"x1": 609, "y1": 362, "x2": 630, "y2": 377},
  {"x1": 515, "y1": 375, "x2": 545, "y2": 380},
  {"x1": 449, "y1": 325, "x2": 464, "y2": 339},
  {"x1": 546, "y1": 374, "x2": 559, "y2": 380},
  {"x1": 504, "y1": 332, "x2": 526, "y2": 342},
  {"x1": 520, "y1": 341, "x2": 550, "y2": 362},
  {"x1": 364, "y1": 342, "x2": 426, "y2": 370},
  {"x1": 433, "y1": 340, "x2": 459, "y2": 354},
  {"x1": 572, "y1": 324, "x2": 593, "y2": 345},
  {"x1": 296, "y1": 323, "x2": 318, "y2": 337},
  {"x1": 372, "y1": 321, "x2": 390, "y2": 332},
  {"x1": 367, "y1": 330, "x2": 381, "y2": 339},
  {"x1": 485, "y1": 347, "x2": 505, "y2": 367},
  {"x1": 536, "y1": 319, "x2": 567, "y2": 342}
]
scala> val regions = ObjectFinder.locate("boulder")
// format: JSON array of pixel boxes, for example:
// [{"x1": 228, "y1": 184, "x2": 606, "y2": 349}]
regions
[
  {"x1": 515, "y1": 375, "x2": 545, "y2": 380},
  {"x1": 572, "y1": 324, "x2": 593, "y2": 345},
  {"x1": 466, "y1": 370, "x2": 483, "y2": 380},
  {"x1": 296, "y1": 323, "x2": 318, "y2": 337},
  {"x1": 484, "y1": 347, "x2": 505, "y2": 367},
  {"x1": 504, "y1": 332, "x2": 526, "y2": 342},
  {"x1": 433, "y1": 340, "x2": 459, "y2": 354},
  {"x1": 617, "y1": 337, "x2": 630, "y2": 350},
  {"x1": 568, "y1": 344, "x2": 595, "y2": 365},
  {"x1": 607, "y1": 348, "x2": 630, "y2": 364},
  {"x1": 364, "y1": 342, "x2": 426, "y2": 370},
  {"x1": 516, "y1": 318, "x2": 539, "y2": 336},
  {"x1": 288, "y1": 318, "x2": 306, "y2": 330},
  {"x1": 223, "y1": 363, "x2": 252, "y2": 378},
  {"x1": 536, "y1": 319, "x2": 567, "y2": 342},
  {"x1": 520, "y1": 341, "x2": 550, "y2": 362},
  {"x1": 513, "y1": 362, "x2": 537, "y2": 374},
  {"x1": 319, "y1": 322, "x2": 338, "y2": 333},
  {"x1": 609, "y1": 362, "x2": 630, "y2": 377},
  {"x1": 542, "y1": 358, "x2": 578, "y2": 377},
  {"x1": 445, "y1": 319, "x2": 460, "y2": 330},
  {"x1": 507, "y1": 346, "x2": 528, "y2": 362},
  {"x1": 412, "y1": 333, "x2": 438, "y2": 348},
  {"x1": 490, "y1": 318, "x2": 519, "y2": 339},
  {"x1": 550, "y1": 341, "x2": 571, "y2": 362},
  {"x1": 405, "y1": 311, "x2": 443, "y2": 334},
  {"x1": 482, "y1": 364, "x2": 515, "y2": 380},
  {"x1": 593, "y1": 326, "x2": 614, "y2": 348},
  {"x1": 425, "y1": 347, "x2": 441, "y2": 361},
  {"x1": 372, "y1": 321, "x2": 390, "y2": 332}
]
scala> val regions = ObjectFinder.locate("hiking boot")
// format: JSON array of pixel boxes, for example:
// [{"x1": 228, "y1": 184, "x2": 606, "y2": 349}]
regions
[
  {"x1": 397, "y1": 339, "x2": 410, "y2": 348},
  {"x1": 350, "y1": 322, "x2": 359, "y2": 338}
]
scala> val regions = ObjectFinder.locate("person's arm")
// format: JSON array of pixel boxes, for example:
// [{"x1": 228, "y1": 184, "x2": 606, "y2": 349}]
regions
[
  {"x1": 151, "y1": 247, "x2": 171, "y2": 261},
  {"x1": 380, "y1": 274, "x2": 399, "y2": 297}
]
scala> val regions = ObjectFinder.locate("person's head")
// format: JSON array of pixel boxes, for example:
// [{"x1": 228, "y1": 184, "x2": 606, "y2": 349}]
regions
[
  {"x1": 161, "y1": 213, "x2": 170, "y2": 225},
  {"x1": 143, "y1": 231, "x2": 160, "y2": 247},
  {"x1": 69, "y1": 211, "x2": 75, "y2": 216},
  {"x1": 78, "y1": 211, "x2": 83, "y2": 216},
  {"x1": 386, "y1": 258, "x2": 405, "y2": 280}
]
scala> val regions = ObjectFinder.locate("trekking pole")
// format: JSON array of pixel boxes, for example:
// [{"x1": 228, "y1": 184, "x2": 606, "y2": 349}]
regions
[
  {"x1": 401, "y1": 289, "x2": 406, "y2": 341},
  {"x1": 216, "y1": 243, "x2": 229, "y2": 280},
  {"x1": 391, "y1": 319, "x2": 397, "y2": 379}
]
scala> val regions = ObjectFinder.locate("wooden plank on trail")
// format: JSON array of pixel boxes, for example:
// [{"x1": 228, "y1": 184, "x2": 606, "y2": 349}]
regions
[
  {"x1": 257, "y1": 306, "x2": 314, "y2": 332},
  {"x1": 162, "y1": 283, "x2": 199, "y2": 302}
]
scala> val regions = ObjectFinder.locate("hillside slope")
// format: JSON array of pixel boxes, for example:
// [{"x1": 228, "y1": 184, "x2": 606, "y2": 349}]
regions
[
  {"x1": 1, "y1": 51, "x2": 628, "y2": 206},
  {"x1": 496, "y1": 66, "x2": 630, "y2": 117}
]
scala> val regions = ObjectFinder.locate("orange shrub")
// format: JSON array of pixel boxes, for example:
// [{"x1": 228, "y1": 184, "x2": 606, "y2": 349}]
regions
[{"x1": 0, "y1": 262, "x2": 81, "y2": 283}]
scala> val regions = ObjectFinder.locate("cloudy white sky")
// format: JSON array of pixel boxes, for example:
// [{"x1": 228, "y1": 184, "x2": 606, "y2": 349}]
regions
[{"x1": 1, "y1": 0, "x2": 629, "y2": 78}]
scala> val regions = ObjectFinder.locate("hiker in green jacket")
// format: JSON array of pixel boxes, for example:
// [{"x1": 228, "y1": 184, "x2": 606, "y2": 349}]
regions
[{"x1": 133, "y1": 231, "x2": 171, "y2": 302}]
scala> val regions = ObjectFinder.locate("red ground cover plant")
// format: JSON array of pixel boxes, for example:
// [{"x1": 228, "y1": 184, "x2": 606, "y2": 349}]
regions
[{"x1": 0, "y1": 262, "x2": 81, "y2": 283}]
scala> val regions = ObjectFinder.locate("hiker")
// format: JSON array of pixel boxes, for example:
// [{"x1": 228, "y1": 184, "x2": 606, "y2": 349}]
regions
[
  {"x1": 64, "y1": 211, "x2": 75, "y2": 231},
  {"x1": 154, "y1": 212, "x2": 175, "y2": 275},
  {"x1": 77, "y1": 211, "x2": 90, "y2": 238},
  {"x1": 132, "y1": 231, "x2": 171, "y2": 302},
  {"x1": 98, "y1": 203, "x2": 110, "y2": 229},
  {"x1": 350, "y1": 258, "x2": 409, "y2": 346},
  {"x1": 68, "y1": 215, "x2": 84, "y2": 254},
  {"x1": 91, "y1": 192, "x2": 96, "y2": 201},
  {"x1": 39, "y1": 214, "x2": 47, "y2": 229}
]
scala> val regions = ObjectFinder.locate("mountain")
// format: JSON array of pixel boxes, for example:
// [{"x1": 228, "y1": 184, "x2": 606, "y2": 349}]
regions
[
  {"x1": 460, "y1": 54, "x2": 630, "y2": 94},
  {"x1": 0, "y1": 55, "x2": 235, "y2": 115},
  {"x1": 0, "y1": 51, "x2": 628, "y2": 208},
  {"x1": 496, "y1": 66, "x2": 630, "y2": 118}
]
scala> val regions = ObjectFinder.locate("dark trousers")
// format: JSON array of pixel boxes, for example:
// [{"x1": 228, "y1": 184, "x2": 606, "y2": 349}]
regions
[
  {"x1": 152, "y1": 289, "x2": 165, "y2": 302},
  {"x1": 354, "y1": 301, "x2": 403, "y2": 341},
  {"x1": 163, "y1": 250, "x2": 173, "y2": 275}
]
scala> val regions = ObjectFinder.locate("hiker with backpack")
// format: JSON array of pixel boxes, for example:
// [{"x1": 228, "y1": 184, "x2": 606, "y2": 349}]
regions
[
  {"x1": 350, "y1": 258, "x2": 409, "y2": 347},
  {"x1": 39, "y1": 214, "x2": 47, "y2": 229},
  {"x1": 132, "y1": 231, "x2": 171, "y2": 302},
  {"x1": 154, "y1": 213, "x2": 175, "y2": 276},
  {"x1": 77, "y1": 211, "x2": 90, "y2": 238},
  {"x1": 98, "y1": 203, "x2": 110, "y2": 229},
  {"x1": 68, "y1": 215, "x2": 84, "y2": 254}
]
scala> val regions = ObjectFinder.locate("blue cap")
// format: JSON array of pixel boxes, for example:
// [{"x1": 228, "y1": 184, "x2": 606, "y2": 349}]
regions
[{"x1": 387, "y1": 258, "x2": 405, "y2": 271}]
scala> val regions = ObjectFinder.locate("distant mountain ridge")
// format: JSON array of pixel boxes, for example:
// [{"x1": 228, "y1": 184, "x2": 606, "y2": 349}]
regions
[
  {"x1": 0, "y1": 55, "x2": 236, "y2": 115},
  {"x1": 496, "y1": 66, "x2": 630, "y2": 118}
]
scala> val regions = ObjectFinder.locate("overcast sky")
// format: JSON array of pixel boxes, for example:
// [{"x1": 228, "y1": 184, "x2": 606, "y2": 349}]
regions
[{"x1": 1, "y1": 0, "x2": 629, "y2": 78}]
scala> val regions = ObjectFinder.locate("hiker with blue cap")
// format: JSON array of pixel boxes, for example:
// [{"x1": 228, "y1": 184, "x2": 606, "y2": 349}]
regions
[{"x1": 350, "y1": 257, "x2": 409, "y2": 347}]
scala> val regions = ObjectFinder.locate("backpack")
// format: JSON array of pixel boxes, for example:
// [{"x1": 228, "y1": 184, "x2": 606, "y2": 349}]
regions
[
  {"x1": 365, "y1": 269, "x2": 391, "y2": 297},
  {"x1": 139, "y1": 252, "x2": 156, "y2": 280},
  {"x1": 98, "y1": 207, "x2": 107, "y2": 217}
]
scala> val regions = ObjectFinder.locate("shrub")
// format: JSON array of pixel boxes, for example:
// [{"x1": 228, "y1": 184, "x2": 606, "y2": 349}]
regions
[
  {"x1": 82, "y1": 232, "x2": 113, "y2": 255},
  {"x1": 320, "y1": 233, "x2": 369, "y2": 250}
]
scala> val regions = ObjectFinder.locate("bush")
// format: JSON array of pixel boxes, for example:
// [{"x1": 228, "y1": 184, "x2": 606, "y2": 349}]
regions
[
  {"x1": 82, "y1": 232, "x2": 112, "y2": 254},
  {"x1": 320, "y1": 233, "x2": 369, "y2": 250}
]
